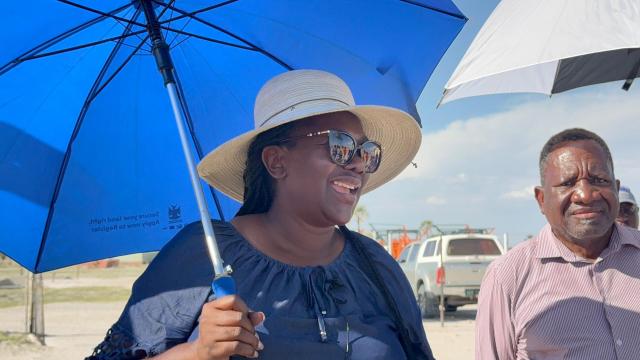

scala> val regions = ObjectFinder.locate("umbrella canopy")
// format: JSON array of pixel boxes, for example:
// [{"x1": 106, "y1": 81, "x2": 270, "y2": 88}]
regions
[
  {"x1": 441, "y1": 0, "x2": 640, "y2": 104},
  {"x1": 0, "y1": 0, "x2": 466, "y2": 273}
]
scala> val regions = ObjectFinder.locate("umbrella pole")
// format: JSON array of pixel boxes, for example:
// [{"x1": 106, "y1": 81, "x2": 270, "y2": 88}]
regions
[
  {"x1": 165, "y1": 83, "x2": 226, "y2": 277},
  {"x1": 141, "y1": 0, "x2": 235, "y2": 297}
]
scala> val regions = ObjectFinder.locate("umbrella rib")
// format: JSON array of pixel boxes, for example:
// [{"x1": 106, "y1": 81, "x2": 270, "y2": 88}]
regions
[
  {"x1": 33, "y1": 11, "x2": 145, "y2": 272},
  {"x1": 151, "y1": 1, "x2": 293, "y2": 70},
  {"x1": 17, "y1": 30, "x2": 148, "y2": 62},
  {"x1": 159, "y1": 26, "x2": 256, "y2": 51},
  {"x1": 171, "y1": 35, "x2": 192, "y2": 50},
  {"x1": 622, "y1": 52, "x2": 640, "y2": 91},
  {"x1": 157, "y1": 0, "x2": 240, "y2": 25},
  {"x1": 90, "y1": 36, "x2": 151, "y2": 102},
  {"x1": 167, "y1": 15, "x2": 193, "y2": 48},
  {"x1": 399, "y1": 0, "x2": 467, "y2": 21},
  {"x1": 0, "y1": 2, "x2": 133, "y2": 77},
  {"x1": 171, "y1": 70, "x2": 227, "y2": 221},
  {"x1": 58, "y1": 0, "x2": 147, "y2": 28},
  {"x1": 158, "y1": 0, "x2": 179, "y2": 44}
]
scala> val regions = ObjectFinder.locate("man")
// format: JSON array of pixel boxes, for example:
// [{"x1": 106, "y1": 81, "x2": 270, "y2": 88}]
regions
[
  {"x1": 616, "y1": 185, "x2": 639, "y2": 229},
  {"x1": 476, "y1": 128, "x2": 640, "y2": 359}
]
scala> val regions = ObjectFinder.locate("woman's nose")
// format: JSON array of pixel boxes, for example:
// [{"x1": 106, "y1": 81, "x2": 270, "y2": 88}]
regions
[{"x1": 345, "y1": 148, "x2": 366, "y2": 173}]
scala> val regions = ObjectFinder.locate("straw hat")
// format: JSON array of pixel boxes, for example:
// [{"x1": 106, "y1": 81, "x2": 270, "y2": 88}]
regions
[{"x1": 197, "y1": 69, "x2": 421, "y2": 202}]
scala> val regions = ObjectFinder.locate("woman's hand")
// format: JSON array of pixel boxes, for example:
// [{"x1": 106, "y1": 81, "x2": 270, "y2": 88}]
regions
[{"x1": 194, "y1": 295, "x2": 265, "y2": 360}]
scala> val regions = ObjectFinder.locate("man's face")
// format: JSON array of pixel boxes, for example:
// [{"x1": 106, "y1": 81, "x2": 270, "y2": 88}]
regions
[
  {"x1": 535, "y1": 140, "x2": 619, "y2": 246},
  {"x1": 616, "y1": 202, "x2": 639, "y2": 229}
]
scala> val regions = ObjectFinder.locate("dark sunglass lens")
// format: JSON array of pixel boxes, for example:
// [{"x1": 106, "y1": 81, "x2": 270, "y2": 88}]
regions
[
  {"x1": 328, "y1": 131, "x2": 356, "y2": 165},
  {"x1": 361, "y1": 142, "x2": 382, "y2": 173},
  {"x1": 620, "y1": 203, "x2": 638, "y2": 215}
]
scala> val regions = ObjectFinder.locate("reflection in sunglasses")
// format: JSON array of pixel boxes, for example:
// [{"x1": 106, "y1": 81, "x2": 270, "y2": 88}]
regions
[{"x1": 282, "y1": 130, "x2": 382, "y2": 173}]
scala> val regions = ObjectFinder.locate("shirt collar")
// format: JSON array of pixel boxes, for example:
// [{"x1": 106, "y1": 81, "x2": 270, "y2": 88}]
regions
[
  {"x1": 615, "y1": 222, "x2": 640, "y2": 250},
  {"x1": 534, "y1": 223, "x2": 632, "y2": 262},
  {"x1": 535, "y1": 224, "x2": 577, "y2": 261}
]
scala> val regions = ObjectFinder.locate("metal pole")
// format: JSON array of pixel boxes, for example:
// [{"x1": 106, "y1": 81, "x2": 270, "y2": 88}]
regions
[
  {"x1": 140, "y1": 0, "x2": 226, "y2": 276},
  {"x1": 503, "y1": 233, "x2": 509, "y2": 253},
  {"x1": 24, "y1": 272, "x2": 32, "y2": 333},
  {"x1": 166, "y1": 83, "x2": 224, "y2": 275},
  {"x1": 29, "y1": 273, "x2": 45, "y2": 344},
  {"x1": 439, "y1": 234, "x2": 445, "y2": 327}
]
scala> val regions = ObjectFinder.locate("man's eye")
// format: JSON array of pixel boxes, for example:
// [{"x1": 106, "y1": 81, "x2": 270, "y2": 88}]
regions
[
  {"x1": 560, "y1": 181, "x2": 573, "y2": 187},
  {"x1": 592, "y1": 178, "x2": 609, "y2": 185}
]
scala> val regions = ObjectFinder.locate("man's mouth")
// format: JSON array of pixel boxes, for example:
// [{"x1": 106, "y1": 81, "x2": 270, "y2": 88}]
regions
[{"x1": 570, "y1": 208, "x2": 603, "y2": 219}]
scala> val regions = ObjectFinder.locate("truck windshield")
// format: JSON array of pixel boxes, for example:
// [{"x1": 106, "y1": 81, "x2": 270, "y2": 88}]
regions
[{"x1": 447, "y1": 238, "x2": 501, "y2": 256}]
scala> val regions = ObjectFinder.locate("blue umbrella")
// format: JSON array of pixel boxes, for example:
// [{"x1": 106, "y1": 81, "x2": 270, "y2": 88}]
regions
[{"x1": 0, "y1": 0, "x2": 466, "y2": 282}]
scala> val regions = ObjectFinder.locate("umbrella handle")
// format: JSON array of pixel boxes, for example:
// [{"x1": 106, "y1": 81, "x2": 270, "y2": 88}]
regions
[{"x1": 212, "y1": 274, "x2": 236, "y2": 297}]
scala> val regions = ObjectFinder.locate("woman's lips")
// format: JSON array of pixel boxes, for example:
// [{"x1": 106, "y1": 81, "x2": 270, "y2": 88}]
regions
[{"x1": 330, "y1": 179, "x2": 360, "y2": 203}]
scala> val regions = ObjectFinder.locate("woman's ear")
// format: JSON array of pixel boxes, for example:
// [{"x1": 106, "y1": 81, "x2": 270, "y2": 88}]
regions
[{"x1": 262, "y1": 145, "x2": 287, "y2": 180}]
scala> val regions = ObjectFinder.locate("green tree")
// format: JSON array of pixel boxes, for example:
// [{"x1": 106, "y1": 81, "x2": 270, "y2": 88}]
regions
[{"x1": 354, "y1": 205, "x2": 369, "y2": 233}]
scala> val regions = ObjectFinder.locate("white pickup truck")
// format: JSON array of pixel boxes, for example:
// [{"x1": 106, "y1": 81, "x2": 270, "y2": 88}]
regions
[{"x1": 398, "y1": 230, "x2": 504, "y2": 318}]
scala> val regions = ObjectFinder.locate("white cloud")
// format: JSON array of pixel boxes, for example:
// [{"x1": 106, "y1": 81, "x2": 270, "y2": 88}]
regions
[
  {"x1": 397, "y1": 90, "x2": 640, "y2": 183},
  {"x1": 361, "y1": 87, "x2": 640, "y2": 244},
  {"x1": 447, "y1": 173, "x2": 468, "y2": 184},
  {"x1": 425, "y1": 196, "x2": 447, "y2": 205},
  {"x1": 501, "y1": 186, "x2": 535, "y2": 200}
]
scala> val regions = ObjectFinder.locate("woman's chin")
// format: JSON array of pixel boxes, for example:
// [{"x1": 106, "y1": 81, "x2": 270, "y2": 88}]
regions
[{"x1": 330, "y1": 211, "x2": 354, "y2": 227}]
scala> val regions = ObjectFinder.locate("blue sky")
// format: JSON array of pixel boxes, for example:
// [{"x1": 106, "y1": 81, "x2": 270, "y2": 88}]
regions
[{"x1": 351, "y1": 0, "x2": 640, "y2": 246}]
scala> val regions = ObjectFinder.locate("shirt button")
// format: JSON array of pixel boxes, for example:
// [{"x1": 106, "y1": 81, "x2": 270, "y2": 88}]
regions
[{"x1": 616, "y1": 339, "x2": 623, "y2": 346}]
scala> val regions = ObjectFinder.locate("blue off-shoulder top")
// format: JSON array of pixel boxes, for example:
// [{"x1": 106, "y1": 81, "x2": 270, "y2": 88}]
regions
[{"x1": 87, "y1": 221, "x2": 434, "y2": 359}]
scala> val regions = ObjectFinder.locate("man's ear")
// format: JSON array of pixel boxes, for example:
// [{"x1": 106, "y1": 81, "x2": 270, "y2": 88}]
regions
[
  {"x1": 262, "y1": 145, "x2": 287, "y2": 180},
  {"x1": 616, "y1": 179, "x2": 620, "y2": 192},
  {"x1": 534, "y1": 186, "x2": 545, "y2": 214}
]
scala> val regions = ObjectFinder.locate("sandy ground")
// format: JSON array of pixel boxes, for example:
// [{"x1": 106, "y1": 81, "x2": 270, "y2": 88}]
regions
[{"x1": 0, "y1": 274, "x2": 475, "y2": 359}]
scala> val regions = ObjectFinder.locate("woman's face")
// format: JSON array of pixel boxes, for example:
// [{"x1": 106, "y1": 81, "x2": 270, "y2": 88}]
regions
[{"x1": 274, "y1": 112, "x2": 370, "y2": 226}]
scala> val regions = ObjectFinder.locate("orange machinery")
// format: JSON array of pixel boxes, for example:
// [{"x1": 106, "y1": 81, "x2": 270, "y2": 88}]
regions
[{"x1": 373, "y1": 226, "x2": 420, "y2": 259}]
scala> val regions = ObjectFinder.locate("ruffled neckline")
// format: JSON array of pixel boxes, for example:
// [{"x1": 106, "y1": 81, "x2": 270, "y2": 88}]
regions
[{"x1": 213, "y1": 220, "x2": 353, "y2": 273}]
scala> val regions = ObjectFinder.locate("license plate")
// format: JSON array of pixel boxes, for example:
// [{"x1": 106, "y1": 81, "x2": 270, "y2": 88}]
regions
[{"x1": 465, "y1": 289, "x2": 480, "y2": 298}]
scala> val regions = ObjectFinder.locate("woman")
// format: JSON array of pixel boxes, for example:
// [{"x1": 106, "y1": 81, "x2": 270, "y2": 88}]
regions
[{"x1": 88, "y1": 70, "x2": 432, "y2": 359}]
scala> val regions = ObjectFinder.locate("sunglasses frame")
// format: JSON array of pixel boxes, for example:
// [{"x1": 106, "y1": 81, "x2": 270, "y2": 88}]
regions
[{"x1": 280, "y1": 129, "x2": 382, "y2": 173}]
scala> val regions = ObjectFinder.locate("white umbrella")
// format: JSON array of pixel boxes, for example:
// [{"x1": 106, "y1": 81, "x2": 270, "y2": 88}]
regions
[{"x1": 441, "y1": 0, "x2": 640, "y2": 104}]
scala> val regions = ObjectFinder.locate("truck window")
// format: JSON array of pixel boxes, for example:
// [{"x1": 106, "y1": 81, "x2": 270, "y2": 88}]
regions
[
  {"x1": 408, "y1": 244, "x2": 420, "y2": 262},
  {"x1": 423, "y1": 241, "x2": 436, "y2": 257},
  {"x1": 398, "y1": 245, "x2": 412, "y2": 262},
  {"x1": 447, "y1": 238, "x2": 501, "y2": 256}
]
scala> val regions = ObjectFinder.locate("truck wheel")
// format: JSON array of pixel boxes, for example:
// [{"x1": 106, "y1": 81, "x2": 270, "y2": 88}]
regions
[
  {"x1": 445, "y1": 305, "x2": 458, "y2": 312},
  {"x1": 417, "y1": 284, "x2": 438, "y2": 318}
]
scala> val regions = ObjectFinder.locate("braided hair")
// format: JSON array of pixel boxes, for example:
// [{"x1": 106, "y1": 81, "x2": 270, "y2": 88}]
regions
[{"x1": 236, "y1": 122, "x2": 298, "y2": 216}]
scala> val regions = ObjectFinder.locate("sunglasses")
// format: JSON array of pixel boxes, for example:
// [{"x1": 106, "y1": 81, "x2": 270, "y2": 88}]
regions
[
  {"x1": 281, "y1": 130, "x2": 382, "y2": 173},
  {"x1": 619, "y1": 203, "x2": 638, "y2": 216}
]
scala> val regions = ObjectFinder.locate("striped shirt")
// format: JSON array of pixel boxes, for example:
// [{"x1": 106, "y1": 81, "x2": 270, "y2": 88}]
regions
[{"x1": 476, "y1": 223, "x2": 640, "y2": 360}]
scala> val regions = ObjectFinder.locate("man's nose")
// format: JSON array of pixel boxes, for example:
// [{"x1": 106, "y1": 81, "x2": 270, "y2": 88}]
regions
[{"x1": 571, "y1": 179, "x2": 600, "y2": 204}]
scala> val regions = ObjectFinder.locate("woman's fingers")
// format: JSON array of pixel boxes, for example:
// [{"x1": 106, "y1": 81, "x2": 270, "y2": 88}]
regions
[
  {"x1": 206, "y1": 325, "x2": 262, "y2": 349},
  {"x1": 195, "y1": 295, "x2": 265, "y2": 359},
  {"x1": 211, "y1": 294, "x2": 251, "y2": 312},
  {"x1": 219, "y1": 341, "x2": 260, "y2": 359},
  {"x1": 248, "y1": 311, "x2": 265, "y2": 327},
  {"x1": 210, "y1": 308, "x2": 255, "y2": 334}
]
